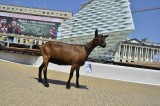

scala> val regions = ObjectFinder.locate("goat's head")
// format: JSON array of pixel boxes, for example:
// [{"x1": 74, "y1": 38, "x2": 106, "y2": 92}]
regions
[{"x1": 94, "y1": 29, "x2": 109, "y2": 48}]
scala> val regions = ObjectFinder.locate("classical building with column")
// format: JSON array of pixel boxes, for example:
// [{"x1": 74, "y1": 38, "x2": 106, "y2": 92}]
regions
[{"x1": 114, "y1": 38, "x2": 160, "y2": 62}]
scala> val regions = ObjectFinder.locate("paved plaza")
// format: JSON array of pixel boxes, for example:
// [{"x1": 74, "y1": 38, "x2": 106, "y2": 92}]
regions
[{"x1": 0, "y1": 60, "x2": 160, "y2": 106}]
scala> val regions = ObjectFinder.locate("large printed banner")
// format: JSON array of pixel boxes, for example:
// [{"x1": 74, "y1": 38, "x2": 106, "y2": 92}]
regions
[{"x1": 0, "y1": 12, "x2": 63, "y2": 39}]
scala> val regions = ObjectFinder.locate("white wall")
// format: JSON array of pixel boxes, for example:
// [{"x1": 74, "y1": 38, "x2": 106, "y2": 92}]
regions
[
  {"x1": 0, "y1": 51, "x2": 39, "y2": 65},
  {"x1": 1, "y1": 51, "x2": 160, "y2": 86}
]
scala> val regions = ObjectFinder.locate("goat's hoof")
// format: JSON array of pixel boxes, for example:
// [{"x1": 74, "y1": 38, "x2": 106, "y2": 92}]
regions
[
  {"x1": 66, "y1": 85, "x2": 70, "y2": 89},
  {"x1": 76, "y1": 84, "x2": 80, "y2": 88},
  {"x1": 38, "y1": 78, "x2": 43, "y2": 83},
  {"x1": 44, "y1": 83, "x2": 49, "y2": 87}
]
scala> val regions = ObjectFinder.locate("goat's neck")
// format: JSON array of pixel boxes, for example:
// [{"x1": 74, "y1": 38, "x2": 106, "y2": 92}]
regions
[{"x1": 85, "y1": 39, "x2": 97, "y2": 56}]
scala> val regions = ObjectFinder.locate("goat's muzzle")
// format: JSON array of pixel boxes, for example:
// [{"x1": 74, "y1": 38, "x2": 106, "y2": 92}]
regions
[{"x1": 101, "y1": 43, "x2": 106, "y2": 48}]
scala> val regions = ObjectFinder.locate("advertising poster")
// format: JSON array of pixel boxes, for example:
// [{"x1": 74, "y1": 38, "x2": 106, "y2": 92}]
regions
[{"x1": 0, "y1": 12, "x2": 63, "y2": 39}]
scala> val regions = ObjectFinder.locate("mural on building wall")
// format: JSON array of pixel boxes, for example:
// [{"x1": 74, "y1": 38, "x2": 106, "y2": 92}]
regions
[{"x1": 0, "y1": 12, "x2": 63, "y2": 39}]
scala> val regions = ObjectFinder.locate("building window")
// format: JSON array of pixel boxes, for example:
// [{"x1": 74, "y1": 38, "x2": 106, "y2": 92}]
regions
[
  {"x1": 12, "y1": 8, "x2": 14, "y2": 10},
  {"x1": 20, "y1": 9, "x2": 23, "y2": 11},
  {"x1": 124, "y1": 17, "x2": 130, "y2": 19},
  {"x1": 43, "y1": 11, "x2": 45, "y2": 14},
  {"x1": 36, "y1": 41, "x2": 39, "y2": 45},
  {"x1": 7, "y1": 7, "x2": 10, "y2": 10},
  {"x1": 51, "y1": 12, "x2": 54, "y2": 15},
  {"x1": 56, "y1": 13, "x2": 58, "y2": 16},
  {"x1": 18, "y1": 38, "x2": 20, "y2": 43},
  {"x1": 23, "y1": 39, "x2": 26, "y2": 44},
  {"x1": 47, "y1": 12, "x2": 49, "y2": 14},
  {"x1": 64, "y1": 14, "x2": 67, "y2": 16},
  {"x1": 32, "y1": 40, "x2": 35, "y2": 44},
  {"x1": 3, "y1": 7, "x2": 5, "y2": 9}
]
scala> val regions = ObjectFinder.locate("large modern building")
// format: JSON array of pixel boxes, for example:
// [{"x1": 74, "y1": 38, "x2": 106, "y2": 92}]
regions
[
  {"x1": 0, "y1": 4, "x2": 72, "y2": 45},
  {"x1": 115, "y1": 38, "x2": 160, "y2": 62},
  {"x1": 58, "y1": 0, "x2": 135, "y2": 59}
]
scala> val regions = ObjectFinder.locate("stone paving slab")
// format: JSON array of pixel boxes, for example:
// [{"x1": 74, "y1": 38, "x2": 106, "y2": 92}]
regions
[{"x1": 0, "y1": 60, "x2": 160, "y2": 106}]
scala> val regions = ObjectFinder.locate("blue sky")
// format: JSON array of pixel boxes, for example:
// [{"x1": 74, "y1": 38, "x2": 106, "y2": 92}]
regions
[
  {"x1": 0, "y1": 0, "x2": 160, "y2": 43},
  {"x1": 128, "y1": 0, "x2": 160, "y2": 43}
]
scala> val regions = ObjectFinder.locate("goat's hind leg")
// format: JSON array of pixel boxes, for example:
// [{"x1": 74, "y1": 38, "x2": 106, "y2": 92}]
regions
[
  {"x1": 43, "y1": 60, "x2": 49, "y2": 87},
  {"x1": 38, "y1": 62, "x2": 44, "y2": 83}
]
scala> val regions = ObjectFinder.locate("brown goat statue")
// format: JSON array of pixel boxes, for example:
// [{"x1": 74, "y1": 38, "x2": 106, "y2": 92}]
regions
[{"x1": 38, "y1": 29, "x2": 109, "y2": 89}]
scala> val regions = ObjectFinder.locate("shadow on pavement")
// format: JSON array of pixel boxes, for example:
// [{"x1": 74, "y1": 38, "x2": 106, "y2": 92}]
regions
[{"x1": 32, "y1": 77, "x2": 88, "y2": 90}]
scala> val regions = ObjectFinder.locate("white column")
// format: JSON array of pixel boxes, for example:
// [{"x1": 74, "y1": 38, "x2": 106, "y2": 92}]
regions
[
  {"x1": 131, "y1": 46, "x2": 133, "y2": 58},
  {"x1": 142, "y1": 47, "x2": 144, "y2": 59},
  {"x1": 147, "y1": 48, "x2": 150, "y2": 60},
  {"x1": 141, "y1": 47, "x2": 143, "y2": 59},
  {"x1": 146, "y1": 48, "x2": 149, "y2": 60},
  {"x1": 122, "y1": 45, "x2": 125, "y2": 57},
  {"x1": 136, "y1": 47, "x2": 138, "y2": 58},
  {"x1": 135, "y1": 47, "x2": 137, "y2": 58},
  {"x1": 129, "y1": 45, "x2": 131, "y2": 58},
  {"x1": 153, "y1": 49, "x2": 155, "y2": 61},
  {"x1": 137, "y1": 47, "x2": 139, "y2": 58},
  {"x1": 134, "y1": 46, "x2": 136, "y2": 58},
  {"x1": 125, "y1": 45, "x2": 127, "y2": 57},
  {"x1": 126, "y1": 45, "x2": 128, "y2": 58},
  {"x1": 139, "y1": 47, "x2": 142, "y2": 59},
  {"x1": 124, "y1": 45, "x2": 126, "y2": 57},
  {"x1": 151, "y1": 49, "x2": 153, "y2": 60},
  {"x1": 150, "y1": 49, "x2": 153, "y2": 61},
  {"x1": 146, "y1": 48, "x2": 148, "y2": 59},
  {"x1": 134, "y1": 47, "x2": 136, "y2": 58}
]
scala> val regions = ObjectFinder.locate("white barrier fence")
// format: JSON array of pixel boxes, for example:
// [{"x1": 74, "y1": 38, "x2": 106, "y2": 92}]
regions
[{"x1": 1, "y1": 51, "x2": 160, "y2": 86}]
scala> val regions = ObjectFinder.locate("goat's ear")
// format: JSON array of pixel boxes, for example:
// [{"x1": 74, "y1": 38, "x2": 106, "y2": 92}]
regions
[
  {"x1": 104, "y1": 35, "x2": 109, "y2": 38},
  {"x1": 95, "y1": 29, "x2": 98, "y2": 37}
]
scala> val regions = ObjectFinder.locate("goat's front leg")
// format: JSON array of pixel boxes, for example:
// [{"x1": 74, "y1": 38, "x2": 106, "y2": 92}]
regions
[
  {"x1": 76, "y1": 66, "x2": 80, "y2": 88},
  {"x1": 43, "y1": 60, "x2": 49, "y2": 87},
  {"x1": 66, "y1": 64, "x2": 77, "y2": 89}
]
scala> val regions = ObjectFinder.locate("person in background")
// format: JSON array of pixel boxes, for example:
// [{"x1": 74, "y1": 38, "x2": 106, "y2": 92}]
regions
[
  {"x1": 0, "y1": 19, "x2": 7, "y2": 33},
  {"x1": 49, "y1": 27, "x2": 57, "y2": 39},
  {"x1": 7, "y1": 18, "x2": 17, "y2": 34},
  {"x1": 15, "y1": 25, "x2": 25, "y2": 35},
  {"x1": 11, "y1": 18, "x2": 17, "y2": 33}
]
